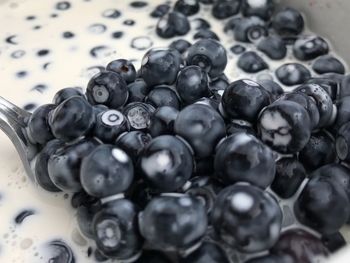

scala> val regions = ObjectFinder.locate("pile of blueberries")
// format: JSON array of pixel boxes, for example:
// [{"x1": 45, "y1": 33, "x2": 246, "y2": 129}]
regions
[{"x1": 25, "y1": 0, "x2": 350, "y2": 262}]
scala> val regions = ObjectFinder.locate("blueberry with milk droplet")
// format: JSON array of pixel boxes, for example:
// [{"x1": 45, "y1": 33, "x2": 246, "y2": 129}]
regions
[{"x1": 275, "y1": 63, "x2": 311, "y2": 86}]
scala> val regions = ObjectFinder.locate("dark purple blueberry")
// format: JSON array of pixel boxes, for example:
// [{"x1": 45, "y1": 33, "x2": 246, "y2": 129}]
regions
[
  {"x1": 106, "y1": 59, "x2": 136, "y2": 83},
  {"x1": 126, "y1": 180, "x2": 159, "y2": 209},
  {"x1": 226, "y1": 119, "x2": 256, "y2": 136},
  {"x1": 212, "y1": 0, "x2": 241, "y2": 20},
  {"x1": 312, "y1": 55, "x2": 346, "y2": 75},
  {"x1": 241, "y1": 0, "x2": 274, "y2": 20},
  {"x1": 77, "y1": 201, "x2": 101, "y2": 238},
  {"x1": 305, "y1": 77, "x2": 339, "y2": 101},
  {"x1": 48, "y1": 138, "x2": 99, "y2": 192},
  {"x1": 214, "y1": 133, "x2": 276, "y2": 188},
  {"x1": 27, "y1": 104, "x2": 55, "y2": 144},
  {"x1": 139, "y1": 135, "x2": 193, "y2": 191},
  {"x1": 209, "y1": 73, "x2": 229, "y2": 93},
  {"x1": 45, "y1": 240, "x2": 75, "y2": 263},
  {"x1": 86, "y1": 71, "x2": 128, "y2": 109},
  {"x1": 122, "y1": 102, "x2": 155, "y2": 131},
  {"x1": 192, "y1": 18, "x2": 211, "y2": 30},
  {"x1": 193, "y1": 29, "x2": 219, "y2": 41},
  {"x1": 145, "y1": 85, "x2": 181, "y2": 109},
  {"x1": 211, "y1": 184, "x2": 282, "y2": 253},
  {"x1": 49, "y1": 96, "x2": 95, "y2": 142},
  {"x1": 257, "y1": 100, "x2": 311, "y2": 153},
  {"x1": 299, "y1": 131, "x2": 336, "y2": 171},
  {"x1": 176, "y1": 65, "x2": 210, "y2": 104},
  {"x1": 150, "y1": 4, "x2": 170, "y2": 18},
  {"x1": 93, "y1": 109, "x2": 129, "y2": 143},
  {"x1": 294, "y1": 175, "x2": 350, "y2": 234},
  {"x1": 293, "y1": 35, "x2": 329, "y2": 61},
  {"x1": 221, "y1": 79, "x2": 270, "y2": 122},
  {"x1": 92, "y1": 104, "x2": 109, "y2": 117},
  {"x1": 230, "y1": 44, "x2": 246, "y2": 55},
  {"x1": 186, "y1": 39, "x2": 227, "y2": 78},
  {"x1": 270, "y1": 157, "x2": 306, "y2": 199},
  {"x1": 272, "y1": 7, "x2": 304, "y2": 36},
  {"x1": 174, "y1": 0, "x2": 200, "y2": 16},
  {"x1": 53, "y1": 87, "x2": 85, "y2": 105},
  {"x1": 275, "y1": 63, "x2": 311, "y2": 86},
  {"x1": 234, "y1": 17, "x2": 267, "y2": 43},
  {"x1": 237, "y1": 51, "x2": 268, "y2": 73},
  {"x1": 148, "y1": 106, "x2": 179, "y2": 137},
  {"x1": 245, "y1": 254, "x2": 294, "y2": 263},
  {"x1": 127, "y1": 78, "x2": 149, "y2": 103},
  {"x1": 180, "y1": 241, "x2": 230, "y2": 263},
  {"x1": 71, "y1": 191, "x2": 98, "y2": 209},
  {"x1": 135, "y1": 250, "x2": 172, "y2": 263},
  {"x1": 92, "y1": 199, "x2": 143, "y2": 260},
  {"x1": 80, "y1": 145, "x2": 133, "y2": 198},
  {"x1": 257, "y1": 79, "x2": 284, "y2": 101},
  {"x1": 156, "y1": 11, "x2": 190, "y2": 38},
  {"x1": 139, "y1": 194, "x2": 207, "y2": 251},
  {"x1": 257, "y1": 35, "x2": 287, "y2": 60},
  {"x1": 336, "y1": 121, "x2": 350, "y2": 162},
  {"x1": 169, "y1": 39, "x2": 191, "y2": 54},
  {"x1": 35, "y1": 139, "x2": 63, "y2": 192},
  {"x1": 140, "y1": 48, "x2": 182, "y2": 87},
  {"x1": 175, "y1": 104, "x2": 225, "y2": 158},
  {"x1": 321, "y1": 232, "x2": 346, "y2": 253}
]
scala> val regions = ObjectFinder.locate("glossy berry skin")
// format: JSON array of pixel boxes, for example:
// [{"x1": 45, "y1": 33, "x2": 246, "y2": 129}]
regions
[
  {"x1": 48, "y1": 138, "x2": 99, "y2": 192},
  {"x1": 241, "y1": 0, "x2": 274, "y2": 21},
  {"x1": 209, "y1": 73, "x2": 229, "y2": 93},
  {"x1": 71, "y1": 191, "x2": 98, "y2": 209},
  {"x1": 224, "y1": 17, "x2": 242, "y2": 33},
  {"x1": 293, "y1": 35, "x2": 329, "y2": 61},
  {"x1": 135, "y1": 250, "x2": 172, "y2": 263},
  {"x1": 174, "y1": 0, "x2": 200, "y2": 16},
  {"x1": 186, "y1": 39, "x2": 227, "y2": 78},
  {"x1": 27, "y1": 104, "x2": 55, "y2": 145},
  {"x1": 93, "y1": 109, "x2": 129, "y2": 143},
  {"x1": 192, "y1": 18, "x2": 211, "y2": 30},
  {"x1": 179, "y1": 241, "x2": 230, "y2": 263},
  {"x1": 270, "y1": 157, "x2": 306, "y2": 199},
  {"x1": 237, "y1": 51, "x2": 268, "y2": 73},
  {"x1": 169, "y1": 39, "x2": 191, "y2": 54},
  {"x1": 106, "y1": 59, "x2": 136, "y2": 84},
  {"x1": 77, "y1": 201, "x2": 101, "y2": 239},
  {"x1": 305, "y1": 77, "x2": 339, "y2": 101},
  {"x1": 336, "y1": 122, "x2": 350, "y2": 162},
  {"x1": 211, "y1": 184, "x2": 282, "y2": 253},
  {"x1": 149, "y1": 106, "x2": 179, "y2": 137},
  {"x1": 150, "y1": 4, "x2": 170, "y2": 18},
  {"x1": 257, "y1": 35, "x2": 287, "y2": 60},
  {"x1": 140, "y1": 48, "x2": 182, "y2": 87},
  {"x1": 34, "y1": 139, "x2": 63, "y2": 192},
  {"x1": 80, "y1": 145, "x2": 134, "y2": 198},
  {"x1": 321, "y1": 232, "x2": 346, "y2": 253},
  {"x1": 49, "y1": 96, "x2": 95, "y2": 142},
  {"x1": 212, "y1": 0, "x2": 241, "y2": 20},
  {"x1": 92, "y1": 198, "x2": 143, "y2": 260},
  {"x1": 123, "y1": 102, "x2": 155, "y2": 131},
  {"x1": 86, "y1": 71, "x2": 128, "y2": 109},
  {"x1": 272, "y1": 7, "x2": 304, "y2": 36},
  {"x1": 138, "y1": 194, "x2": 208, "y2": 251},
  {"x1": 257, "y1": 100, "x2": 311, "y2": 154},
  {"x1": 312, "y1": 55, "x2": 345, "y2": 75},
  {"x1": 140, "y1": 135, "x2": 193, "y2": 192},
  {"x1": 221, "y1": 79, "x2": 271, "y2": 122},
  {"x1": 145, "y1": 85, "x2": 181, "y2": 110},
  {"x1": 215, "y1": 133, "x2": 276, "y2": 188},
  {"x1": 156, "y1": 11, "x2": 190, "y2": 38},
  {"x1": 275, "y1": 63, "x2": 311, "y2": 86},
  {"x1": 294, "y1": 175, "x2": 350, "y2": 235},
  {"x1": 234, "y1": 17, "x2": 267, "y2": 43},
  {"x1": 176, "y1": 65, "x2": 210, "y2": 104},
  {"x1": 193, "y1": 29, "x2": 219, "y2": 41},
  {"x1": 258, "y1": 79, "x2": 284, "y2": 101},
  {"x1": 245, "y1": 254, "x2": 294, "y2": 263},
  {"x1": 175, "y1": 104, "x2": 225, "y2": 158},
  {"x1": 226, "y1": 119, "x2": 256, "y2": 136},
  {"x1": 53, "y1": 87, "x2": 85, "y2": 105},
  {"x1": 127, "y1": 78, "x2": 148, "y2": 103}
]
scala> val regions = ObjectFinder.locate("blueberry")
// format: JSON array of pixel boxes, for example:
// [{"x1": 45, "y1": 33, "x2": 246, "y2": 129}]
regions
[
  {"x1": 335, "y1": 96, "x2": 350, "y2": 130},
  {"x1": 221, "y1": 79, "x2": 271, "y2": 122},
  {"x1": 140, "y1": 135, "x2": 193, "y2": 191},
  {"x1": 27, "y1": 104, "x2": 55, "y2": 144},
  {"x1": 321, "y1": 232, "x2": 346, "y2": 253},
  {"x1": 141, "y1": 48, "x2": 182, "y2": 87},
  {"x1": 145, "y1": 85, "x2": 181, "y2": 109},
  {"x1": 139, "y1": 194, "x2": 207, "y2": 251},
  {"x1": 257, "y1": 79, "x2": 284, "y2": 101},
  {"x1": 93, "y1": 109, "x2": 129, "y2": 143},
  {"x1": 257, "y1": 100, "x2": 311, "y2": 153},
  {"x1": 226, "y1": 119, "x2": 256, "y2": 136},
  {"x1": 212, "y1": 0, "x2": 241, "y2": 20},
  {"x1": 312, "y1": 55, "x2": 346, "y2": 75},
  {"x1": 293, "y1": 35, "x2": 329, "y2": 61},
  {"x1": 106, "y1": 59, "x2": 136, "y2": 84},
  {"x1": 45, "y1": 240, "x2": 75, "y2": 263},
  {"x1": 80, "y1": 145, "x2": 133, "y2": 198},
  {"x1": 175, "y1": 104, "x2": 225, "y2": 158},
  {"x1": 176, "y1": 65, "x2": 210, "y2": 104},
  {"x1": 169, "y1": 39, "x2": 191, "y2": 54},
  {"x1": 48, "y1": 138, "x2": 99, "y2": 192},
  {"x1": 230, "y1": 44, "x2": 246, "y2": 55},
  {"x1": 135, "y1": 250, "x2": 172, "y2": 263},
  {"x1": 238, "y1": 51, "x2": 268, "y2": 73},
  {"x1": 49, "y1": 96, "x2": 95, "y2": 142},
  {"x1": 257, "y1": 35, "x2": 287, "y2": 60},
  {"x1": 116, "y1": 131, "x2": 152, "y2": 164},
  {"x1": 174, "y1": 0, "x2": 200, "y2": 16},
  {"x1": 305, "y1": 77, "x2": 339, "y2": 101},
  {"x1": 186, "y1": 39, "x2": 227, "y2": 78},
  {"x1": 149, "y1": 106, "x2": 179, "y2": 137},
  {"x1": 272, "y1": 7, "x2": 304, "y2": 36},
  {"x1": 299, "y1": 131, "x2": 336, "y2": 171},
  {"x1": 241, "y1": 0, "x2": 274, "y2": 20},
  {"x1": 245, "y1": 254, "x2": 294, "y2": 263},
  {"x1": 336, "y1": 121, "x2": 350, "y2": 162},
  {"x1": 53, "y1": 87, "x2": 85, "y2": 105},
  {"x1": 77, "y1": 201, "x2": 101, "y2": 238},
  {"x1": 86, "y1": 71, "x2": 128, "y2": 109},
  {"x1": 123, "y1": 102, "x2": 155, "y2": 131},
  {"x1": 156, "y1": 11, "x2": 190, "y2": 38},
  {"x1": 126, "y1": 180, "x2": 159, "y2": 209},
  {"x1": 71, "y1": 191, "x2": 98, "y2": 209},
  {"x1": 191, "y1": 18, "x2": 211, "y2": 30},
  {"x1": 339, "y1": 74, "x2": 350, "y2": 99},
  {"x1": 199, "y1": 0, "x2": 214, "y2": 4},
  {"x1": 275, "y1": 63, "x2": 311, "y2": 86},
  {"x1": 215, "y1": 133, "x2": 276, "y2": 188},
  {"x1": 294, "y1": 175, "x2": 350, "y2": 234},
  {"x1": 150, "y1": 4, "x2": 170, "y2": 18},
  {"x1": 92, "y1": 104, "x2": 109, "y2": 117},
  {"x1": 209, "y1": 73, "x2": 229, "y2": 93},
  {"x1": 35, "y1": 139, "x2": 63, "y2": 192},
  {"x1": 270, "y1": 157, "x2": 306, "y2": 199},
  {"x1": 179, "y1": 241, "x2": 230, "y2": 263},
  {"x1": 94, "y1": 249, "x2": 109, "y2": 262},
  {"x1": 92, "y1": 198, "x2": 143, "y2": 260},
  {"x1": 127, "y1": 78, "x2": 149, "y2": 103},
  {"x1": 224, "y1": 17, "x2": 242, "y2": 33},
  {"x1": 234, "y1": 16, "x2": 267, "y2": 43},
  {"x1": 211, "y1": 183, "x2": 282, "y2": 252}
]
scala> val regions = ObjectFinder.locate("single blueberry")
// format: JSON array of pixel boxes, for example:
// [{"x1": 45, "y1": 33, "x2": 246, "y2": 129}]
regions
[
  {"x1": 150, "y1": 4, "x2": 170, "y2": 18},
  {"x1": 156, "y1": 11, "x2": 190, "y2": 38},
  {"x1": 53, "y1": 87, "x2": 85, "y2": 105},
  {"x1": 238, "y1": 51, "x2": 268, "y2": 73},
  {"x1": 275, "y1": 63, "x2": 311, "y2": 86},
  {"x1": 312, "y1": 55, "x2": 346, "y2": 75},
  {"x1": 127, "y1": 78, "x2": 149, "y2": 103},
  {"x1": 169, "y1": 39, "x2": 191, "y2": 54},
  {"x1": 174, "y1": 0, "x2": 200, "y2": 16},
  {"x1": 145, "y1": 85, "x2": 181, "y2": 109},
  {"x1": 257, "y1": 35, "x2": 287, "y2": 60},
  {"x1": 193, "y1": 29, "x2": 220, "y2": 41},
  {"x1": 241, "y1": 0, "x2": 274, "y2": 20},
  {"x1": 148, "y1": 106, "x2": 179, "y2": 137},
  {"x1": 234, "y1": 16, "x2": 267, "y2": 43},
  {"x1": 212, "y1": 0, "x2": 241, "y2": 20},
  {"x1": 293, "y1": 35, "x2": 329, "y2": 61},
  {"x1": 272, "y1": 7, "x2": 304, "y2": 36},
  {"x1": 106, "y1": 59, "x2": 136, "y2": 84}
]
